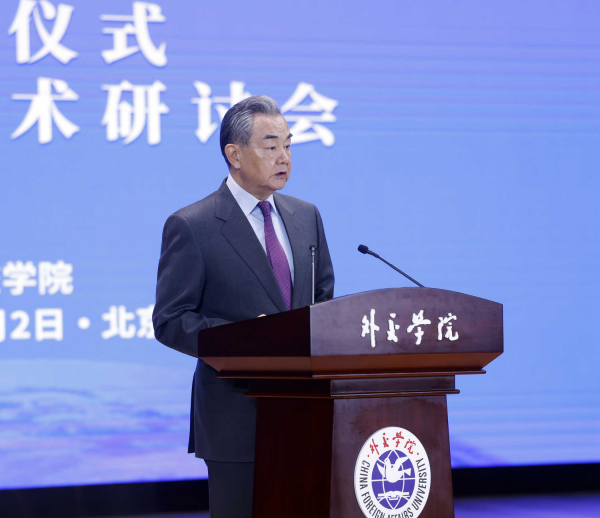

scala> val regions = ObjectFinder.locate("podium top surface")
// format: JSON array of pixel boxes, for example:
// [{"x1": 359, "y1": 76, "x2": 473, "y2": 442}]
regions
[{"x1": 198, "y1": 287, "x2": 503, "y2": 377}]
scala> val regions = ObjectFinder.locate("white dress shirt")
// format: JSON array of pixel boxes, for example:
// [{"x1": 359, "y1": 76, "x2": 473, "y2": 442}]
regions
[{"x1": 226, "y1": 174, "x2": 295, "y2": 285}]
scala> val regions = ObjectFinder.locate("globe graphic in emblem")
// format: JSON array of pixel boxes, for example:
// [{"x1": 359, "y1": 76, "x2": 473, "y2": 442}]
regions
[{"x1": 371, "y1": 449, "x2": 416, "y2": 510}]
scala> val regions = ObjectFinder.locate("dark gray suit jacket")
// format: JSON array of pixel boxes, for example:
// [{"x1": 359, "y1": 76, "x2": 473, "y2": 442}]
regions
[{"x1": 152, "y1": 179, "x2": 335, "y2": 462}]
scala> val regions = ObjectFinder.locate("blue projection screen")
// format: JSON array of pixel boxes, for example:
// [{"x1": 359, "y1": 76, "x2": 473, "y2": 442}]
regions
[{"x1": 1, "y1": 0, "x2": 599, "y2": 490}]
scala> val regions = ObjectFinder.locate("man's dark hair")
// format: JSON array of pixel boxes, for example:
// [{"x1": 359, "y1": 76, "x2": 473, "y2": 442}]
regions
[{"x1": 220, "y1": 95, "x2": 282, "y2": 167}]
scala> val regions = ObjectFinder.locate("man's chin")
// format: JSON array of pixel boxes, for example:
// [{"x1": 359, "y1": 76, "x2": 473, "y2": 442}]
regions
[{"x1": 269, "y1": 175, "x2": 288, "y2": 191}]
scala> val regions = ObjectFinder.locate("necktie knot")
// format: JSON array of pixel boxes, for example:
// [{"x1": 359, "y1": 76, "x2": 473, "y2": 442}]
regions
[{"x1": 257, "y1": 200, "x2": 271, "y2": 218}]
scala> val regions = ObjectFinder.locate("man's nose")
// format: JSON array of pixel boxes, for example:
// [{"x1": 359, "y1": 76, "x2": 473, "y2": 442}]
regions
[{"x1": 276, "y1": 147, "x2": 290, "y2": 164}]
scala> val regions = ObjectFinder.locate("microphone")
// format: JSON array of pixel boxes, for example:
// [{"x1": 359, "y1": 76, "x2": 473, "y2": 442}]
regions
[
  {"x1": 357, "y1": 244, "x2": 424, "y2": 288},
  {"x1": 310, "y1": 246, "x2": 317, "y2": 304}
]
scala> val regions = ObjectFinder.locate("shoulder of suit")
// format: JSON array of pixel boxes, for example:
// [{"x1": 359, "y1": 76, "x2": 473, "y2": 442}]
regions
[
  {"x1": 275, "y1": 192, "x2": 318, "y2": 214},
  {"x1": 169, "y1": 188, "x2": 221, "y2": 223},
  {"x1": 167, "y1": 188, "x2": 320, "y2": 225}
]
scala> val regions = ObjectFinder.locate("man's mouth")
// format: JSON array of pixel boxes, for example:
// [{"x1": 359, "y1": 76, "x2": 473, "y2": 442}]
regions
[{"x1": 274, "y1": 172, "x2": 286, "y2": 177}]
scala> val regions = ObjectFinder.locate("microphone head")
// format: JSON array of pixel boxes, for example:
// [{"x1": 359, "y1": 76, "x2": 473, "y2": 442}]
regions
[{"x1": 358, "y1": 244, "x2": 369, "y2": 254}]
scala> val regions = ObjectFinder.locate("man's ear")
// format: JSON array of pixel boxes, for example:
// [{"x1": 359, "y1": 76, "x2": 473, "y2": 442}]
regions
[{"x1": 225, "y1": 143, "x2": 241, "y2": 170}]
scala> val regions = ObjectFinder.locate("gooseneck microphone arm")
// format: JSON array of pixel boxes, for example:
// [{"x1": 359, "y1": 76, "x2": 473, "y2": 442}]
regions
[
  {"x1": 357, "y1": 244, "x2": 425, "y2": 288},
  {"x1": 310, "y1": 246, "x2": 317, "y2": 304}
]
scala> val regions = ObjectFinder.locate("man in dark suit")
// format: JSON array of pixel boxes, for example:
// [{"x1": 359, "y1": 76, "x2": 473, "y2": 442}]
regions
[{"x1": 152, "y1": 95, "x2": 335, "y2": 518}]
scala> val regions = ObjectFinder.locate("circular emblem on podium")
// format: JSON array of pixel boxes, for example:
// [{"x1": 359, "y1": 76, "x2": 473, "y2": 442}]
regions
[{"x1": 354, "y1": 426, "x2": 431, "y2": 518}]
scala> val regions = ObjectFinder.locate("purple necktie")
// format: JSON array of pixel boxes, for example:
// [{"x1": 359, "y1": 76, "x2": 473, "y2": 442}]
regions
[{"x1": 258, "y1": 200, "x2": 292, "y2": 311}]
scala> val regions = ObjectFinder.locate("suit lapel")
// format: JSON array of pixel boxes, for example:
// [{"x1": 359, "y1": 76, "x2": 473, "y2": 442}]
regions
[
  {"x1": 275, "y1": 194, "x2": 309, "y2": 309},
  {"x1": 216, "y1": 182, "x2": 287, "y2": 313}
]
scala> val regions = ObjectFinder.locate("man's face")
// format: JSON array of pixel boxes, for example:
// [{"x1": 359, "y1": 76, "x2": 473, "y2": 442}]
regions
[{"x1": 229, "y1": 114, "x2": 292, "y2": 200}]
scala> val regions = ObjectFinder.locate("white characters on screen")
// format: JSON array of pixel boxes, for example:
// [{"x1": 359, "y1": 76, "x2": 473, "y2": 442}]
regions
[
  {"x1": 361, "y1": 308, "x2": 380, "y2": 348},
  {"x1": 102, "y1": 305, "x2": 136, "y2": 339},
  {"x1": 9, "y1": 0, "x2": 78, "y2": 65},
  {"x1": 191, "y1": 81, "x2": 338, "y2": 146},
  {"x1": 281, "y1": 82, "x2": 338, "y2": 146},
  {"x1": 407, "y1": 310, "x2": 432, "y2": 345},
  {"x1": 2, "y1": 261, "x2": 37, "y2": 295},
  {"x1": 0, "y1": 309, "x2": 62, "y2": 341},
  {"x1": 191, "y1": 81, "x2": 252, "y2": 143},
  {"x1": 8, "y1": 76, "x2": 338, "y2": 146},
  {"x1": 102, "y1": 80, "x2": 169, "y2": 145},
  {"x1": 438, "y1": 313, "x2": 459, "y2": 341},
  {"x1": 136, "y1": 304, "x2": 155, "y2": 339},
  {"x1": 35, "y1": 308, "x2": 63, "y2": 341},
  {"x1": 38, "y1": 260, "x2": 73, "y2": 295},
  {"x1": 0, "y1": 305, "x2": 153, "y2": 342},
  {"x1": 11, "y1": 77, "x2": 79, "y2": 144},
  {"x1": 7, "y1": 4, "x2": 340, "y2": 147},
  {"x1": 386, "y1": 313, "x2": 400, "y2": 343},
  {"x1": 100, "y1": 2, "x2": 167, "y2": 66},
  {"x1": 9, "y1": 310, "x2": 31, "y2": 339},
  {"x1": 1, "y1": 260, "x2": 73, "y2": 295},
  {"x1": 102, "y1": 304, "x2": 155, "y2": 339}
]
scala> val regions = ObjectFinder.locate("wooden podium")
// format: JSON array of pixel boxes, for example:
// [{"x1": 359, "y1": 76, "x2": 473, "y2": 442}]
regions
[{"x1": 198, "y1": 288, "x2": 503, "y2": 518}]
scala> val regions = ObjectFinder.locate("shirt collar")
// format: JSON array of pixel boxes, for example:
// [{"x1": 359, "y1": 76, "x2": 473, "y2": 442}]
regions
[{"x1": 226, "y1": 173, "x2": 277, "y2": 217}]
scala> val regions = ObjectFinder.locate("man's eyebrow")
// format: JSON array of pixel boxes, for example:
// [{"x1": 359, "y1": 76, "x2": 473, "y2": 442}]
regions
[{"x1": 262, "y1": 133, "x2": 293, "y2": 140}]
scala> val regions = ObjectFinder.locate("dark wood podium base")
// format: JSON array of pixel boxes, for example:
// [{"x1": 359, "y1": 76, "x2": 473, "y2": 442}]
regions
[
  {"x1": 248, "y1": 377, "x2": 456, "y2": 518},
  {"x1": 207, "y1": 289, "x2": 501, "y2": 516}
]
